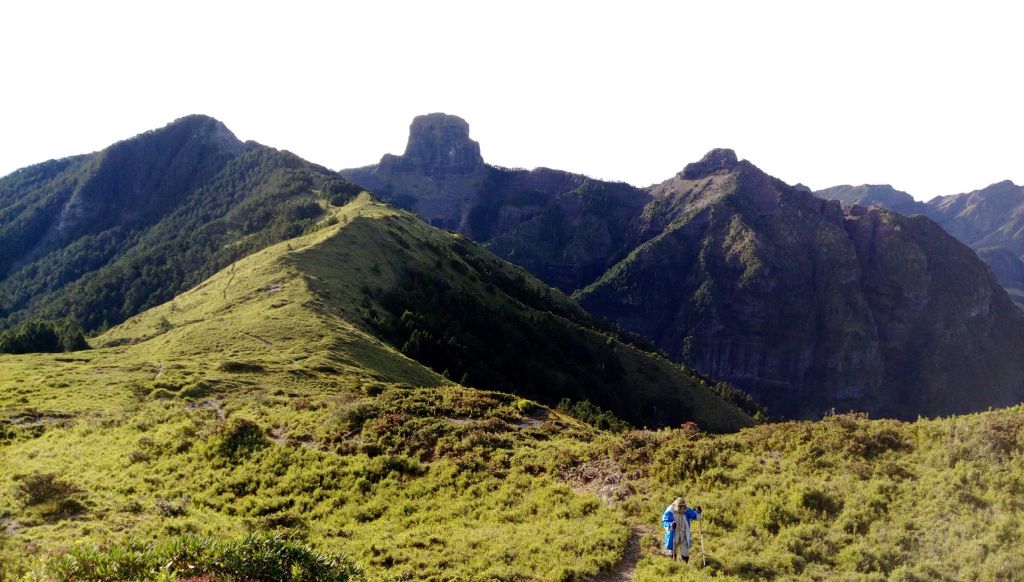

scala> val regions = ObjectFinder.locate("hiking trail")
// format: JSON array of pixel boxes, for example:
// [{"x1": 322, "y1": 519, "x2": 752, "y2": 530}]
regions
[{"x1": 586, "y1": 524, "x2": 646, "y2": 582}]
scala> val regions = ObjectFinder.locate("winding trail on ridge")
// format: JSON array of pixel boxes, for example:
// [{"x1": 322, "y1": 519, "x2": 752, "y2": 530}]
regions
[{"x1": 586, "y1": 525, "x2": 647, "y2": 582}]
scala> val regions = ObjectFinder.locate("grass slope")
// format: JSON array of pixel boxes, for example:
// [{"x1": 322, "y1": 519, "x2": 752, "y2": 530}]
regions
[
  {"x1": 1, "y1": 194, "x2": 750, "y2": 580},
  {"x1": 620, "y1": 408, "x2": 1024, "y2": 581}
]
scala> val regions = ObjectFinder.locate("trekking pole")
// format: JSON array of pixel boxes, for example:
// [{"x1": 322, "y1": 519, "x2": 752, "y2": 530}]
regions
[{"x1": 699, "y1": 512, "x2": 707, "y2": 567}]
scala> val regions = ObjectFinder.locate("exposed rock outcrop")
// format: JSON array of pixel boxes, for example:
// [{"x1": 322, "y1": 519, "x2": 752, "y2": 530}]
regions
[
  {"x1": 378, "y1": 113, "x2": 485, "y2": 178},
  {"x1": 680, "y1": 148, "x2": 739, "y2": 179}
]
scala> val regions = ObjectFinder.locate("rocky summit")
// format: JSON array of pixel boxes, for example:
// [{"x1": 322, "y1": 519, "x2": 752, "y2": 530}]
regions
[
  {"x1": 342, "y1": 113, "x2": 488, "y2": 231},
  {"x1": 378, "y1": 113, "x2": 485, "y2": 178},
  {"x1": 680, "y1": 147, "x2": 740, "y2": 179}
]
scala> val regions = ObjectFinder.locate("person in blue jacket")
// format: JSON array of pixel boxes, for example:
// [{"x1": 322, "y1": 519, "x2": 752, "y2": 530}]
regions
[{"x1": 662, "y1": 497, "x2": 702, "y2": 562}]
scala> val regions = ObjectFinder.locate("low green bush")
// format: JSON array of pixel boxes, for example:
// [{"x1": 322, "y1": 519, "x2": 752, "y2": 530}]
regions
[
  {"x1": 13, "y1": 472, "x2": 86, "y2": 518},
  {"x1": 207, "y1": 417, "x2": 268, "y2": 460},
  {"x1": 46, "y1": 532, "x2": 363, "y2": 581}
]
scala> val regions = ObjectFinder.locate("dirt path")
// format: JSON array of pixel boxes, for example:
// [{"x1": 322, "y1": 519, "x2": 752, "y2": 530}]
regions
[
  {"x1": 586, "y1": 525, "x2": 647, "y2": 582},
  {"x1": 223, "y1": 264, "x2": 237, "y2": 300},
  {"x1": 240, "y1": 331, "x2": 273, "y2": 348}
]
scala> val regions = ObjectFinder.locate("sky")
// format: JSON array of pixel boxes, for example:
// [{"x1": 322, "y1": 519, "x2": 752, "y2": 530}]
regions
[{"x1": 1, "y1": 1, "x2": 1021, "y2": 200}]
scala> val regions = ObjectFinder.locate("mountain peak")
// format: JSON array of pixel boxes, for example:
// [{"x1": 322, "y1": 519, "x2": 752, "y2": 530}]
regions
[
  {"x1": 380, "y1": 112, "x2": 485, "y2": 177},
  {"x1": 815, "y1": 184, "x2": 920, "y2": 214},
  {"x1": 152, "y1": 114, "x2": 246, "y2": 155},
  {"x1": 681, "y1": 148, "x2": 739, "y2": 179},
  {"x1": 981, "y1": 179, "x2": 1022, "y2": 191}
]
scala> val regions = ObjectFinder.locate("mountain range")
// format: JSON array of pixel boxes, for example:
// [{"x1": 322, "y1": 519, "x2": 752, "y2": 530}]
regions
[
  {"x1": 2, "y1": 113, "x2": 1022, "y2": 420},
  {"x1": 5, "y1": 204, "x2": 1023, "y2": 578},
  {"x1": 343, "y1": 114, "x2": 1024, "y2": 419}
]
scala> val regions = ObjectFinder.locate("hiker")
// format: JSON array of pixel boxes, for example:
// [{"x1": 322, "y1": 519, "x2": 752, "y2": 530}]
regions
[{"x1": 662, "y1": 497, "x2": 702, "y2": 562}]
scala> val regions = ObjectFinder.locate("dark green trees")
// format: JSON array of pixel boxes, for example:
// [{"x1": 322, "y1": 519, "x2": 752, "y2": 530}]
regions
[{"x1": 0, "y1": 318, "x2": 87, "y2": 354}]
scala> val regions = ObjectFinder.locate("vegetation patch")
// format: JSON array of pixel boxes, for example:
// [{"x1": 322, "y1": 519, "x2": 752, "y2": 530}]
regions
[
  {"x1": 0, "y1": 318, "x2": 88, "y2": 354},
  {"x1": 43, "y1": 533, "x2": 363, "y2": 581},
  {"x1": 217, "y1": 361, "x2": 266, "y2": 373},
  {"x1": 13, "y1": 472, "x2": 86, "y2": 519}
]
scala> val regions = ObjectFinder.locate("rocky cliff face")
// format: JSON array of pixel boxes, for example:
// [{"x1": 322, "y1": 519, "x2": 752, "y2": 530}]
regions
[
  {"x1": 379, "y1": 113, "x2": 485, "y2": 178},
  {"x1": 816, "y1": 180, "x2": 1024, "y2": 308},
  {"x1": 342, "y1": 114, "x2": 488, "y2": 231}
]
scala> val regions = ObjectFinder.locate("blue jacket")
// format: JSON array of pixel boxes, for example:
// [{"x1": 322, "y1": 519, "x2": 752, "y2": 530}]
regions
[{"x1": 662, "y1": 505, "x2": 700, "y2": 551}]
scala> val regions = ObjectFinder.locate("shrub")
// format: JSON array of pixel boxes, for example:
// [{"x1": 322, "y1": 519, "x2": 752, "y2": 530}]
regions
[
  {"x1": 743, "y1": 493, "x2": 796, "y2": 535},
  {"x1": 790, "y1": 486, "x2": 843, "y2": 518},
  {"x1": 975, "y1": 414, "x2": 1024, "y2": 459},
  {"x1": 208, "y1": 418, "x2": 268, "y2": 460},
  {"x1": 179, "y1": 380, "x2": 214, "y2": 399},
  {"x1": 652, "y1": 437, "x2": 723, "y2": 484},
  {"x1": 333, "y1": 400, "x2": 379, "y2": 433},
  {"x1": 46, "y1": 532, "x2": 363, "y2": 581},
  {"x1": 155, "y1": 496, "x2": 190, "y2": 517},
  {"x1": 515, "y1": 399, "x2": 540, "y2": 414},
  {"x1": 609, "y1": 430, "x2": 666, "y2": 467},
  {"x1": 217, "y1": 361, "x2": 266, "y2": 373},
  {"x1": 14, "y1": 472, "x2": 86, "y2": 517},
  {"x1": 359, "y1": 382, "x2": 386, "y2": 396},
  {"x1": 556, "y1": 399, "x2": 630, "y2": 433},
  {"x1": 16, "y1": 473, "x2": 82, "y2": 507},
  {"x1": 148, "y1": 388, "x2": 177, "y2": 400}
]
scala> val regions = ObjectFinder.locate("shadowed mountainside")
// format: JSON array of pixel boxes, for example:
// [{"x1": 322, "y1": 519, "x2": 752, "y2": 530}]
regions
[{"x1": 577, "y1": 151, "x2": 1024, "y2": 418}]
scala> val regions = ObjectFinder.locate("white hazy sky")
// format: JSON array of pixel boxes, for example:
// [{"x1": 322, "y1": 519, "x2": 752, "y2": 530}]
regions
[{"x1": 1, "y1": 1, "x2": 1021, "y2": 200}]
